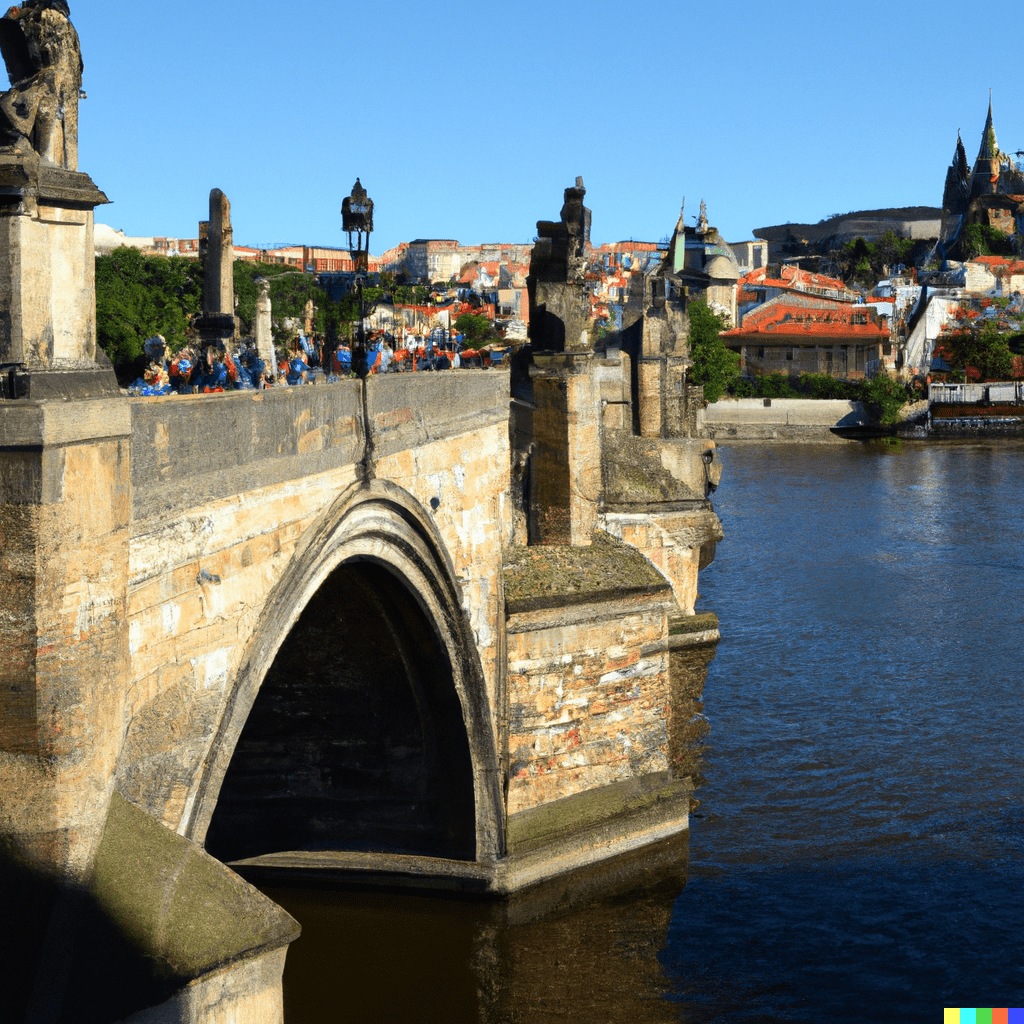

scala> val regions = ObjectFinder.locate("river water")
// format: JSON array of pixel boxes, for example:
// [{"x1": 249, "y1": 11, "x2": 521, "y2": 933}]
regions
[{"x1": 264, "y1": 439, "x2": 1024, "y2": 1022}]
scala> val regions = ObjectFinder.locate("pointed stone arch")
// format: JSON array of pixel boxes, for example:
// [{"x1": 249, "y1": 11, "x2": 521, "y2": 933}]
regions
[{"x1": 181, "y1": 479, "x2": 504, "y2": 868}]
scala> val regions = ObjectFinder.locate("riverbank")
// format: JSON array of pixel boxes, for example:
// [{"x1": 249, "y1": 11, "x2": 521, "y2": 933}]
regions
[
  {"x1": 699, "y1": 397, "x2": 869, "y2": 441},
  {"x1": 702, "y1": 394, "x2": 1024, "y2": 441}
]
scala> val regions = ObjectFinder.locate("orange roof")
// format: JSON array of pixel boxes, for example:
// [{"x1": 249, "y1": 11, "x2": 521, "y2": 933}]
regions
[
  {"x1": 723, "y1": 299, "x2": 887, "y2": 340},
  {"x1": 972, "y1": 256, "x2": 1024, "y2": 273},
  {"x1": 740, "y1": 265, "x2": 855, "y2": 298}
]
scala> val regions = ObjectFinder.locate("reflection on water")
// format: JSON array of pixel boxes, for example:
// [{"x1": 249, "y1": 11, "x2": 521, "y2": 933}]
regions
[
  {"x1": 265, "y1": 440, "x2": 1024, "y2": 1022},
  {"x1": 264, "y1": 832, "x2": 689, "y2": 1024},
  {"x1": 670, "y1": 440, "x2": 1024, "y2": 1021},
  {"x1": 663, "y1": 857, "x2": 1024, "y2": 1023}
]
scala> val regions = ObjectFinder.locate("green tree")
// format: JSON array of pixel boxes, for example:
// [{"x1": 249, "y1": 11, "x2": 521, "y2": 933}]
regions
[
  {"x1": 937, "y1": 319, "x2": 1014, "y2": 381},
  {"x1": 595, "y1": 308, "x2": 618, "y2": 345},
  {"x1": 232, "y1": 261, "x2": 350, "y2": 345},
  {"x1": 955, "y1": 223, "x2": 1014, "y2": 261},
  {"x1": 455, "y1": 311, "x2": 493, "y2": 347},
  {"x1": 687, "y1": 299, "x2": 739, "y2": 402},
  {"x1": 862, "y1": 372, "x2": 909, "y2": 426},
  {"x1": 95, "y1": 247, "x2": 202, "y2": 379}
]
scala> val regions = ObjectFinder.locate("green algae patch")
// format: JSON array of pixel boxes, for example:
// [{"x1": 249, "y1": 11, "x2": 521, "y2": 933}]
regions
[
  {"x1": 668, "y1": 611, "x2": 719, "y2": 637},
  {"x1": 91, "y1": 792, "x2": 299, "y2": 983},
  {"x1": 506, "y1": 771, "x2": 691, "y2": 856},
  {"x1": 503, "y1": 530, "x2": 672, "y2": 614}
]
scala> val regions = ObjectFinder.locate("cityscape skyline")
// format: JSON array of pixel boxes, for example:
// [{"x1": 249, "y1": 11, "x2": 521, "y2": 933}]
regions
[{"x1": 71, "y1": 0, "x2": 1023, "y2": 251}]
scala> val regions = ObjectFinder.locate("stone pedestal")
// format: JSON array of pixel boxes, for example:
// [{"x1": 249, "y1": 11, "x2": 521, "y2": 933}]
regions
[
  {"x1": 0, "y1": 152, "x2": 126, "y2": 882},
  {"x1": 528, "y1": 352, "x2": 601, "y2": 545},
  {"x1": 0, "y1": 152, "x2": 112, "y2": 393},
  {"x1": 193, "y1": 311, "x2": 239, "y2": 351}
]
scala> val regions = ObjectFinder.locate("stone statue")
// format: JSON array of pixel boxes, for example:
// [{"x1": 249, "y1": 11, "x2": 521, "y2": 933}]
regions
[
  {"x1": 526, "y1": 176, "x2": 593, "y2": 351},
  {"x1": 0, "y1": 0, "x2": 83, "y2": 169}
]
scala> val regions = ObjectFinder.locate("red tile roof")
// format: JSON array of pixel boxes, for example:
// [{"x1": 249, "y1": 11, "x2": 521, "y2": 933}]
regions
[
  {"x1": 723, "y1": 296, "x2": 888, "y2": 340},
  {"x1": 739, "y1": 265, "x2": 858, "y2": 301},
  {"x1": 971, "y1": 256, "x2": 1024, "y2": 273}
]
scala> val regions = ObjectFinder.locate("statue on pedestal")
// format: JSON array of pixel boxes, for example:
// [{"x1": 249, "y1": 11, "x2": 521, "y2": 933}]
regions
[{"x1": 0, "y1": 0, "x2": 109, "y2": 382}]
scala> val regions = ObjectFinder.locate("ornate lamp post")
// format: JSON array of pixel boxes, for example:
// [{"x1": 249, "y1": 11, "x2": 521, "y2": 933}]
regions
[{"x1": 341, "y1": 178, "x2": 374, "y2": 378}]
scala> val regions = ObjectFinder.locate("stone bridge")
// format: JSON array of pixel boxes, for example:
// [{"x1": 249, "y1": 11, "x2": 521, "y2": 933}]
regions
[
  {"x1": 3, "y1": 361, "x2": 722, "y2": 1022},
  {"x1": 0, "y1": 32, "x2": 723, "y2": 1012}
]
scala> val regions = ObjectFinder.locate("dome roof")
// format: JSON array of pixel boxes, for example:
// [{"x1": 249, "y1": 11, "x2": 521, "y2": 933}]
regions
[{"x1": 704, "y1": 254, "x2": 740, "y2": 281}]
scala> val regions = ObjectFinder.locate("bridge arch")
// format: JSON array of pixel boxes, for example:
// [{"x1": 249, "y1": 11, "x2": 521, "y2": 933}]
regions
[{"x1": 183, "y1": 479, "x2": 504, "y2": 868}]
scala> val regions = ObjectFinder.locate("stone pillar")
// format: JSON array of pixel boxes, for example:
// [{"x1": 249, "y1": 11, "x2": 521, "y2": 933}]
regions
[
  {"x1": 0, "y1": 148, "x2": 127, "y2": 885},
  {"x1": 254, "y1": 277, "x2": 276, "y2": 372},
  {"x1": 528, "y1": 352, "x2": 601, "y2": 545},
  {"x1": 195, "y1": 188, "x2": 238, "y2": 350},
  {"x1": 526, "y1": 177, "x2": 592, "y2": 354}
]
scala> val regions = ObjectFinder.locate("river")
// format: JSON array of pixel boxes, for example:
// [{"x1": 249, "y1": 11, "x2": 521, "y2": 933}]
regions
[{"x1": 263, "y1": 439, "x2": 1024, "y2": 1022}]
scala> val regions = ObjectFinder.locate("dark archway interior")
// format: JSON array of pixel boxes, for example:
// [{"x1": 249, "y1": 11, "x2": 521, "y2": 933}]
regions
[{"x1": 204, "y1": 560, "x2": 477, "y2": 863}]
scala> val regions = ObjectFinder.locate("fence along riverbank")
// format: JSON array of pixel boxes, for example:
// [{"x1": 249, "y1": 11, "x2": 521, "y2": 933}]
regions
[{"x1": 700, "y1": 381, "x2": 1024, "y2": 441}]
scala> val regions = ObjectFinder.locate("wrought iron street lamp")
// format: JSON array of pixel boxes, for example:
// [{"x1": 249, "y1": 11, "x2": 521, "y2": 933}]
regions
[{"x1": 341, "y1": 178, "x2": 374, "y2": 377}]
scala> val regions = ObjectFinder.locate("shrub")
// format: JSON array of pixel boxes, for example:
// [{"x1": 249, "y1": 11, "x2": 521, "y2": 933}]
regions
[{"x1": 758, "y1": 372, "x2": 799, "y2": 398}]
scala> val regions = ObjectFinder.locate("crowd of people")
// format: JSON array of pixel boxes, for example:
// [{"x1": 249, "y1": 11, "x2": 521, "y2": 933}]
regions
[{"x1": 127, "y1": 331, "x2": 511, "y2": 397}]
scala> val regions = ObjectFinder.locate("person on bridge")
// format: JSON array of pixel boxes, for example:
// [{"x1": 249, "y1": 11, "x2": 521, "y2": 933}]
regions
[
  {"x1": 192, "y1": 345, "x2": 238, "y2": 392},
  {"x1": 331, "y1": 342, "x2": 352, "y2": 376}
]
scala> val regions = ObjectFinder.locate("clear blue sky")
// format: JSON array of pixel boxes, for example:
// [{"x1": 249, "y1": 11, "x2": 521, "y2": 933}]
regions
[{"x1": 69, "y1": 0, "x2": 1023, "y2": 253}]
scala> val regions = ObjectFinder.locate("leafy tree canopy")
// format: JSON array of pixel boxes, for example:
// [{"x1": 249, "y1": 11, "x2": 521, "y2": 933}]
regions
[
  {"x1": 455, "y1": 311, "x2": 493, "y2": 346},
  {"x1": 687, "y1": 299, "x2": 740, "y2": 403},
  {"x1": 96, "y1": 250, "x2": 356, "y2": 379},
  {"x1": 95, "y1": 247, "x2": 202, "y2": 378},
  {"x1": 935, "y1": 318, "x2": 1014, "y2": 382},
  {"x1": 839, "y1": 232, "x2": 919, "y2": 287}
]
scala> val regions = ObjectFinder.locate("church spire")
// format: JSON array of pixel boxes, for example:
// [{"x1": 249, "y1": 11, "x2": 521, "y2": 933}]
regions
[
  {"x1": 976, "y1": 90, "x2": 998, "y2": 163},
  {"x1": 968, "y1": 92, "x2": 1002, "y2": 202},
  {"x1": 955, "y1": 130, "x2": 968, "y2": 181},
  {"x1": 942, "y1": 130, "x2": 970, "y2": 217}
]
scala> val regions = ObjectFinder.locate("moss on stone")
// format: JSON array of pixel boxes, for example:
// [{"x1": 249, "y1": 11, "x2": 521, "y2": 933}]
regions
[
  {"x1": 506, "y1": 771, "x2": 691, "y2": 856},
  {"x1": 668, "y1": 611, "x2": 719, "y2": 636},
  {"x1": 503, "y1": 530, "x2": 671, "y2": 613},
  {"x1": 602, "y1": 433, "x2": 704, "y2": 506},
  {"x1": 91, "y1": 792, "x2": 299, "y2": 983}
]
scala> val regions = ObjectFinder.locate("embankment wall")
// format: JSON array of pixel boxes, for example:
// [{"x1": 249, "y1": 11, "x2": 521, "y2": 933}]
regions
[{"x1": 699, "y1": 398, "x2": 868, "y2": 441}]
